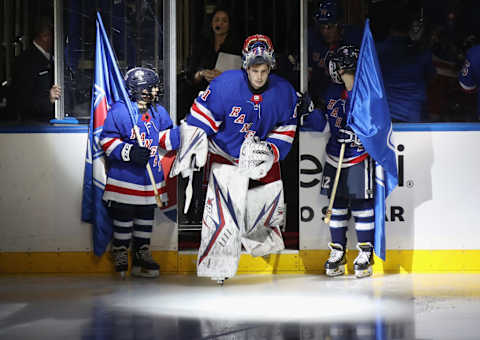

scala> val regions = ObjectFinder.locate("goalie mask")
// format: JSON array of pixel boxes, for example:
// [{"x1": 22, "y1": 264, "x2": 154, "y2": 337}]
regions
[
  {"x1": 242, "y1": 34, "x2": 276, "y2": 70},
  {"x1": 125, "y1": 67, "x2": 162, "y2": 104},
  {"x1": 325, "y1": 44, "x2": 360, "y2": 84}
]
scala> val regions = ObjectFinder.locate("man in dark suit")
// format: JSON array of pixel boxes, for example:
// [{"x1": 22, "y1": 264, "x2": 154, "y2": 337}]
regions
[{"x1": 9, "y1": 16, "x2": 61, "y2": 122}]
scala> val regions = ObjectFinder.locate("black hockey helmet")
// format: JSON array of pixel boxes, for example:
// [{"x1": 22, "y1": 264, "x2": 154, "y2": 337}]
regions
[
  {"x1": 325, "y1": 44, "x2": 360, "y2": 84},
  {"x1": 124, "y1": 67, "x2": 162, "y2": 103}
]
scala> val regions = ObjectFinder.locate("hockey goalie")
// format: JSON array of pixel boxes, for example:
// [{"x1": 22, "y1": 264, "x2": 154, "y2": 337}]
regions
[{"x1": 171, "y1": 34, "x2": 308, "y2": 283}]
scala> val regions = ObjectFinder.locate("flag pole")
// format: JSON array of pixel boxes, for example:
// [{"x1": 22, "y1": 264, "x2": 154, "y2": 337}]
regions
[{"x1": 324, "y1": 143, "x2": 345, "y2": 224}]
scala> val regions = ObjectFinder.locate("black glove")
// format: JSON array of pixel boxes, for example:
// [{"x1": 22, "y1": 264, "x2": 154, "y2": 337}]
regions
[
  {"x1": 297, "y1": 92, "x2": 315, "y2": 126},
  {"x1": 337, "y1": 128, "x2": 362, "y2": 146},
  {"x1": 129, "y1": 144, "x2": 150, "y2": 166},
  {"x1": 297, "y1": 92, "x2": 314, "y2": 116}
]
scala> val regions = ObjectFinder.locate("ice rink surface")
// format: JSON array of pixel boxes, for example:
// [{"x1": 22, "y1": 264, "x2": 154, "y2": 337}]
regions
[{"x1": 0, "y1": 273, "x2": 479, "y2": 339}]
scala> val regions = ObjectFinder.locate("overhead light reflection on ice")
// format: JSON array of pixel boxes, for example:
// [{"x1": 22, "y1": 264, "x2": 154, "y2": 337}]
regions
[{"x1": 114, "y1": 290, "x2": 411, "y2": 323}]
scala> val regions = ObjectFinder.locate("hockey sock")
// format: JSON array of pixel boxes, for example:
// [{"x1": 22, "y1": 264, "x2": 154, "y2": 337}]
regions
[
  {"x1": 108, "y1": 202, "x2": 135, "y2": 249},
  {"x1": 329, "y1": 197, "x2": 349, "y2": 247},
  {"x1": 132, "y1": 205, "x2": 155, "y2": 250},
  {"x1": 351, "y1": 199, "x2": 375, "y2": 244}
]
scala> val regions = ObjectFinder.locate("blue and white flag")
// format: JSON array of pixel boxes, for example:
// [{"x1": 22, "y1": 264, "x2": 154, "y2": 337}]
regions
[
  {"x1": 81, "y1": 13, "x2": 131, "y2": 256},
  {"x1": 348, "y1": 19, "x2": 398, "y2": 261}
]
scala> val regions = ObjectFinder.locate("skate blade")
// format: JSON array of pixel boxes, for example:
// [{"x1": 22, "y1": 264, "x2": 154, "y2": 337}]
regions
[
  {"x1": 211, "y1": 277, "x2": 227, "y2": 285},
  {"x1": 325, "y1": 265, "x2": 345, "y2": 277},
  {"x1": 354, "y1": 267, "x2": 373, "y2": 278},
  {"x1": 116, "y1": 271, "x2": 127, "y2": 280},
  {"x1": 131, "y1": 267, "x2": 159, "y2": 278}
]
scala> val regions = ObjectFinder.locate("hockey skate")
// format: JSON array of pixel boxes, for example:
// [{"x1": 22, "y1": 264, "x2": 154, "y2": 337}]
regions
[
  {"x1": 111, "y1": 245, "x2": 129, "y2": 279},
  {"x1": 131, "y1": 245, "x2": 160, "y2": 278},
  {"x1": 325, "y1": 242, "x2": 346, "y2": 277},
  {"x1": 212, "y1": 277, "x2": 228, "y2": 286},
  {"x1": 354, "y1": 242, "x2": 374, "y2": 278}
]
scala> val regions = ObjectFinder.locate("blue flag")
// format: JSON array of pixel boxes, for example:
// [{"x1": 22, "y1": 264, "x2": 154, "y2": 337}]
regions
[
  {"x1": 348, "y1": 19, "x2": 398, "y2": 261},
  {"x1": 81, "y1": 13, "x2": 134, "y2": 256}
]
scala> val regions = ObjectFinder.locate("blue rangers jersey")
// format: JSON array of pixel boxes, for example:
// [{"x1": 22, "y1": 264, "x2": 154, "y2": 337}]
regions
[
  {"x1": 100, "y1": 101, "x2": 180, "y2": 205},
  {"x1": 186, "y1": 69, "x2": 297, "y2": 162},
  {"x1": 459, "y1": 45, "x2": 480, "y2": 117},
  {"x1": 302, "y1": 83, "x2": 368, "y2": 168}
]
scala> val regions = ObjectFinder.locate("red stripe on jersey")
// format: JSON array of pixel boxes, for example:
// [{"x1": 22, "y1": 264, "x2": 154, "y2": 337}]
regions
[
  {"x1": 105, "y1": 184, "x2": 167, "y2": 197},
  {"x1": 192, "y1": 103, "x2": 218, "y2": 131},
  {"x1": 347, "y1": 153, "x2": 369, "y2": 164},
  {"x1": 102, "y1": 138, "x2": 119, "y2": 152},
  {"x1": 460, "y1": 84, "x2": 477, "y2": 94},
  {"x1": 272, "y1": 129, "x2": 296, "y2": 138}
]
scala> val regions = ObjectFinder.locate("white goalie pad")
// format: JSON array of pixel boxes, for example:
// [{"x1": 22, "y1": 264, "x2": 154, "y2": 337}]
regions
[
  {"x1": 241, "y1": 180, "x2": 286, "y2": 257},
  {"x1": 169, "y1": 122, "x2": 208, "y2": 178},
  {"x1": 238, "y1": 136, "x2": 274, "y2": 180},
  {"x1": 197, "y1": 163, "x2": 249, "y2": 280}
]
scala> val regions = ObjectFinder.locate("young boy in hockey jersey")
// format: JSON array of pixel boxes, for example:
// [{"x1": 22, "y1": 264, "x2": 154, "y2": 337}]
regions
[
  {"x1": 302, "y1": 45, "x2": 376, "y2": 278},
  {"x1": 100, "y1": 67, "x2": 180, "y2": 278},
  {"x1": 172, "y1": 34, "x2": 301, "y2": 283}
]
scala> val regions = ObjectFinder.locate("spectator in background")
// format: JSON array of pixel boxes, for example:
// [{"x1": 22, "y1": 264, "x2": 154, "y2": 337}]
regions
[
  {"x1": 309, "y1": 0, "x2": 362, "y2": 104},
  {"x1": 426, "y1": 1, "x2": 479, "y2": 122},
  {"x1": 377, "y1": 7, "x2": 436, "y2": 122},
  {"x1": 8, "y1": 16, "x2": 61, "y2": 122},
  {"x1": 189, "y1": 7, "x2": 241, "y2": 91}
]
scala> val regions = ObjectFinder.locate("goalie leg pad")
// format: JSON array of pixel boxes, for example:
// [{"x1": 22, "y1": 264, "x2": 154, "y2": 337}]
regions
[
  {"x1": 197, "y1": 163, "x2": 249, "y2": 279},
  {"x1": 241, "y1": 180, "x2": 286, "y2": 257}
]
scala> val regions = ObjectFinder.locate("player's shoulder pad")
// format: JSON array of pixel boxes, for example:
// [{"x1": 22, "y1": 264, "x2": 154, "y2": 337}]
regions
[
  {"x1": 205, "y1": 69, "x2": 244, "y2": 98},
  {"x1": 269, "y1": 74, "x2": 297, "y2": 98},
  {"x1": 108, "y1": 101, "x2": 138, "y2": 123},
  {"x1": 151, "y1": 103, "x2": 168, "y2": 116},
  {"x1": 152, "y1": 104, "x2": 173, "y2": 127},
  {"x1": 324, "y1": 83, "x2": 345, "y2": 100},
  {"x1": 109, "y1": 100, "x2": 129, "y2": 115},
  {"x1": 467, "y1": 45, "x2": 480, "y2": 61},
  {"x1": 211, "y1": 69, "x2": 243, "y2": 86}
]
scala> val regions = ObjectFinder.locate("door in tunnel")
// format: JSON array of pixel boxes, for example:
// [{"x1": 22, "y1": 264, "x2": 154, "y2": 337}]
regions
[{"x1": 176, "y1": 0, "x2": 301, "y2": 250}]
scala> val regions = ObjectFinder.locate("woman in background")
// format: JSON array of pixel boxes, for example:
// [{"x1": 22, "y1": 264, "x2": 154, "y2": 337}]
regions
[{"x1": 190, "y1": 7, "x2": 241, "y2": 88}]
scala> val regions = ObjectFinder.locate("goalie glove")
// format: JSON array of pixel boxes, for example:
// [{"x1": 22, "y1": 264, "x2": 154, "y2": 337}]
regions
[
  {"x1": 337, "y1": 128, "x2": 362, "y2": 146},
  {"x1": 238, "y1": 136, "x2": 274, "y2": 180}
]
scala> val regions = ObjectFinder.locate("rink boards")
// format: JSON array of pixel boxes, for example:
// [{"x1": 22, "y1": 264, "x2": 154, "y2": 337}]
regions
[{"x1": 1, "y1": 124, "x2": 480, "y2": 273}]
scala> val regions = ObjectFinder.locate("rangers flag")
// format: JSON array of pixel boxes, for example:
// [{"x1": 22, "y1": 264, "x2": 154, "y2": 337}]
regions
[
  {"x1": 81, "y1": 13, "x2": 125, "y2": 256},
  {"x1": 348, "y1": 19, "x2": 398, "y2": 261}
]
